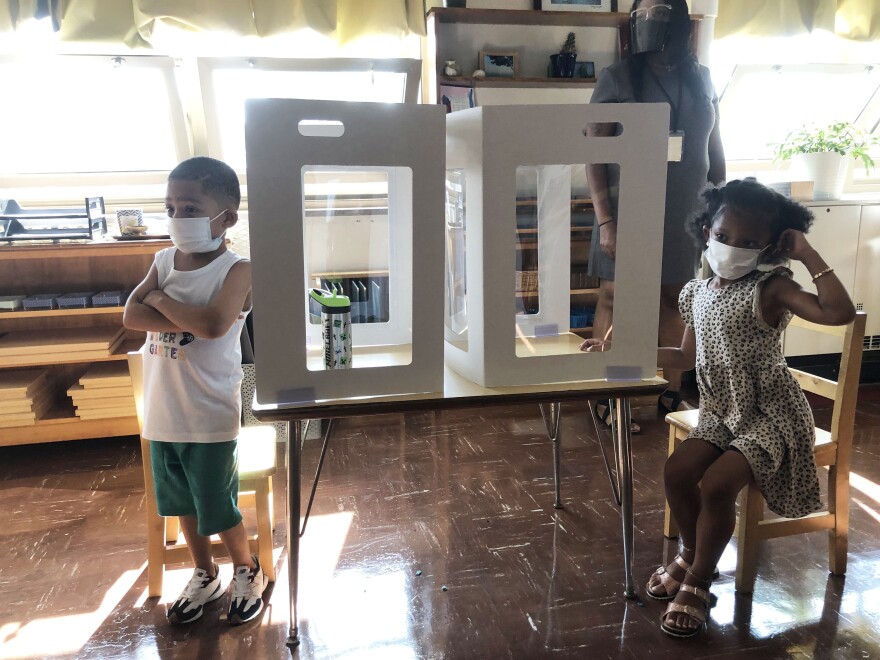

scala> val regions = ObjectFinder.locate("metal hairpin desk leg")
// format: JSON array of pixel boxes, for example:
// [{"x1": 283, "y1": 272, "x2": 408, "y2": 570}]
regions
[
  {"x1": 286, "y1": 420, "x2": 302, "y2": 648},
  {"x1": 613, "y1": 396, "x2": 636, "y2": 598},
  {"x1": 539, "y1": 402, "x2": 563, "y2": 509}
]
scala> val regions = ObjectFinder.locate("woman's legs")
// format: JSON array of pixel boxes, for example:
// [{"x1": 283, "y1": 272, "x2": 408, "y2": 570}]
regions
[
  {"x1": 664, "y1": 449, "x2": 753, "y2": 633},
  {"x1": 592, "y1": 278, "x2": 614, "y2": 342},
  {"x1": 648, "y1": 438, "x2": 721, "y2": 595}
]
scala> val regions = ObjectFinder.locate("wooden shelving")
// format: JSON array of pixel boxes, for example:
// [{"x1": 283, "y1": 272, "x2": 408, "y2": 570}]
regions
[
  {"x1": 0, "y1": 240, "x2": 164, "y2": 446},
  {"x1": 0, "y1": 306, "x2": 124, "y2": 320},
  {"x1": 440, "y1": 75, "x2": 596, "y2": 88},
  {"x1": 427, "y1": 7, "x2": 632, "y2": 28}
]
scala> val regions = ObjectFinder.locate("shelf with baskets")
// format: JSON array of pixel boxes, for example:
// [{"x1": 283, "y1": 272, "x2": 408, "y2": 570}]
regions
[{"x1": 0, "y1": 240, "x2": 169, "y2": 446}]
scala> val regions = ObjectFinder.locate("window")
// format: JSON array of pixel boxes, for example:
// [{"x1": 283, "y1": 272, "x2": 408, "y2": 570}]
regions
[
  {"x1": 197, "y1": 58, "x2": 421, "y2": 170},
  {"x1": 718, "y1": 63, "x2": 880, "y2": 162},
  {"x1": 0, "y1": 55, "x2": 187, "y2": 176}
]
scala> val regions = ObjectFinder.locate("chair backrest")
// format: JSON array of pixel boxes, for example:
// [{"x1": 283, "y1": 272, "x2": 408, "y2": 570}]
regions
[{"x1": 787, "y1": 312, "x2": 866, "y2": 469}]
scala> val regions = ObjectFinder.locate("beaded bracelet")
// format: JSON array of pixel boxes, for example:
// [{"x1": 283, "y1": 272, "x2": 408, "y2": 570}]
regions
[{"x1": 811, "y1": 267, "x2": 834, "y2": 282}]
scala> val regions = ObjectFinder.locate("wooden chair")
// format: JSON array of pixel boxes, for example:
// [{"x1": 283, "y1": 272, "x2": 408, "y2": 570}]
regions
[
  {"x1": 128, "y1": 352, "x2": 277, "y2": 598},
  {"x1": 663, "y1": 312, "x2": 866, "y2": 593}
]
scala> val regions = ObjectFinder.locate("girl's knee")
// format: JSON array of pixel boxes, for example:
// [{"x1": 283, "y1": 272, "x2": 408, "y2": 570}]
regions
[
  {"x1": 664, "y1": 453, "x2": 701, "y2": 490},
  {"x1": 699, "y1": 472, "x2": 744, "y2": 506}
]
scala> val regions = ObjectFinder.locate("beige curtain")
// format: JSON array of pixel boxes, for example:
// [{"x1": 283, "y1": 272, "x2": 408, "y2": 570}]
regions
[
  {"x1": 714, "y1": 0, "x2": 880, "y2": 41},
  {"x1": 2, "y1": 0, "x2": 425, "y2": 45}
]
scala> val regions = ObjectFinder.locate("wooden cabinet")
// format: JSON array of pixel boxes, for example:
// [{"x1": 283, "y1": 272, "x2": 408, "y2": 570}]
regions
[{"x1": 0, "y1": 240, "x2": 167, "y2": 446}]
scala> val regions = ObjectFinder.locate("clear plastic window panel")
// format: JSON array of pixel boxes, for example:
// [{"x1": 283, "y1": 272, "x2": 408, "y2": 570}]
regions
[
  {"x1": 515, "y1": 164, "x2": 608, "y2": 358},
  {"x1": 444, "y1": 169, "x2": 468, "y2": 351},
  {"x1": 303, "y1": 166, "x2": 411, "y2": 371}
]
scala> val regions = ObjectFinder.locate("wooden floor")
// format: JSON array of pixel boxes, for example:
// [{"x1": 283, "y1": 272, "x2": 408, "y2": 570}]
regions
[{"x1": 2, "y1": 385, "x2": 880, "y2": 659}]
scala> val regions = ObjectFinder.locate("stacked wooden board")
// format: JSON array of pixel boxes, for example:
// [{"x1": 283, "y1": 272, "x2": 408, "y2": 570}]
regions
[
  {"x1": 68, "y1": 363, "x2": 136, "y2": 420},
  {"x1": 0, "y1": 369, "x2": 54, "y2": 428},
  {"x1": 0, "y1": 326, "x2": 126, "y2": 367}
]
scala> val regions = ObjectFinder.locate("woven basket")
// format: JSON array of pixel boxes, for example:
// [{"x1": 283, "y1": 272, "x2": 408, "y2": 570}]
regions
[{"x1": 515, "y1": 270, "x2": 538, "y2": 292}]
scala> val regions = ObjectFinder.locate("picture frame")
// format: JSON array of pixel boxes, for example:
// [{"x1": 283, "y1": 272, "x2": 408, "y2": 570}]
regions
[
  {"x1": 540, "y1": 0, "x2": 612, "y2": 12},
  {"x1": 576, "y1": 61, "x2": 596, "y2": 78},
  {"x1": 479, "y1": 50, "x2": 520, "y2": 79}
]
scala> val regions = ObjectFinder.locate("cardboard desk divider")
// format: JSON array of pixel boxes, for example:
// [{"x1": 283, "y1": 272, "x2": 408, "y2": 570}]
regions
[
  {"x1": 444, "y1": 103, "x2": 668, "y2": 387},
  {"x1": 245, "y1": 99, "x2": 446, "y2": 403}
]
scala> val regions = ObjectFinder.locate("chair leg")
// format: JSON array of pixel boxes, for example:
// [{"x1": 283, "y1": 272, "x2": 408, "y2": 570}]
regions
[
  {"x1": 141, "y1": 438, "x2": 166, "y2": 598},
  {"x1": 735, "y1": 485, "x2": 764, "y2": 593},
  {"x1": 663, "y1": 426, "x2": 680, "y2": 539},
  {"x1": 165, "y1": 516, "x2": 180, "y2": 544},
  {"x1": 256, "y1": 478, "x2": 275, "y2": 582},
  {"x1": 828, "y1": 464, "x2": 849, "y2": 575}
]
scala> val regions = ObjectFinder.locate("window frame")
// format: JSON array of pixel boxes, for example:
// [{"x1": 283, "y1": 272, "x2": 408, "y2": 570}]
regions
[
  {"x1": 0, "y1": 54, "x2": 190, "y2": 200},
  {"x1": 196, "y1": 57, "x2": 422, "y2": 166}
]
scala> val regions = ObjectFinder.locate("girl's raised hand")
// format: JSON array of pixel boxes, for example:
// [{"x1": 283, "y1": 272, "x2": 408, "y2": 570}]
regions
[
  {"x1": 776, "y1": 228, "x2": 815, "y2": 262},
  {"x1": 579, "y1": 338, "x2": 611, "y2": 352}
]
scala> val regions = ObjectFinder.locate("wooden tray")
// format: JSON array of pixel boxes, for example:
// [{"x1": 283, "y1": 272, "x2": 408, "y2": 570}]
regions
[
  {"x1": 0, "y1": 327, "x2": 124, "y2": 357},
  {"x1": 79, "y1": 362, "x2": 133, "y2": 389},
  {"x1": 0, "y1": 369, "x2": 50, "y2": 400}
]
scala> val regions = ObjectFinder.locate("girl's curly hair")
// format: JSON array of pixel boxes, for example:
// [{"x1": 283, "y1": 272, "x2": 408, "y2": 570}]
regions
[{"x1": 690, "y1": 178, "x2": 814, "y2": 265}]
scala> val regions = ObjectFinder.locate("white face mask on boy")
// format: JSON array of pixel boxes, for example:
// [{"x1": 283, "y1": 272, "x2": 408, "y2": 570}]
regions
[
  {"x1": 168, "y1": 211, "x2": 227, "y2": 254},
  {"x1": 704, "y1": 237, "x2": 770, "y2": 281}
]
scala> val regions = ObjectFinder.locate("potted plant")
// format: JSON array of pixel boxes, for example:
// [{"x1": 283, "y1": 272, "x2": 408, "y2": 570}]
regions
[
  {"x1": 550, "y1": 32, "x2": 577, "y2": 79},
  {"x1": 772, "y1": 121, "x2": 879, "y2": 200}
]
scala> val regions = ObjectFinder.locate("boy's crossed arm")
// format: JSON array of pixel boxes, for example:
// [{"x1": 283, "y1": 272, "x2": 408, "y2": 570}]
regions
[{"x1": 123, "y1": 261, "x2": 252, "y2": 340}]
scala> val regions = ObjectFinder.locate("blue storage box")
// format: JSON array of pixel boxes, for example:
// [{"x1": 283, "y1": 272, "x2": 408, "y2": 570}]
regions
[
  {"x1": 92, "y1": 290, "x2": 128, "y2": 307},
  {"x1": 22, "y1": 293, "x2": 60, "y2": 311},
  {"x1": 57, "y1": 292, "x2": 95, "y2": 309}
]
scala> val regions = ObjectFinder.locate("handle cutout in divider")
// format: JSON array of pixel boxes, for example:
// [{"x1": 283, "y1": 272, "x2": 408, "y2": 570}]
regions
[{"x1": 298, "y1": 120, "x2": 345, "y2": 138}]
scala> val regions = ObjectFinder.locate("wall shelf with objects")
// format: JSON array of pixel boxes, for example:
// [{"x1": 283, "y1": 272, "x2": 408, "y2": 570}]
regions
[
  {"x1": 0, "y1": 240, "x2": 169, "y2": 446},
  {"x1": 424, "y1": 7, "x2": 703, "y2": 105}
]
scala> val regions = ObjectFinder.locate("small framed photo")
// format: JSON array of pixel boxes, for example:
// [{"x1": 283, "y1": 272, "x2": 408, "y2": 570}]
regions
[
  {"x1": 541, "y1": 0, "x2": 612, "y2": 11},
  {"x1": 576, "y1": 61, "x2": 596, "y2": 78},
  {"x1": 479, "y1": 50, "x2": 520, "y2": 78}
]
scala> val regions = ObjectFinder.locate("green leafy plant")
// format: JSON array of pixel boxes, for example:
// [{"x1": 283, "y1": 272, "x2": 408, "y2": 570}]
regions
[
  {"x1": 561, "y1": 32, "x2": 577, "y2": 54},
  {"x1": 772, "y1": 121, "x2": 879, "y2": 171}
]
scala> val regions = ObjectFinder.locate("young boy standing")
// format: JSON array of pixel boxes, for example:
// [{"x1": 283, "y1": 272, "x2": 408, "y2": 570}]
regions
[{"x1": 124, "y1": 156, "x2": 269, "y2": 625}]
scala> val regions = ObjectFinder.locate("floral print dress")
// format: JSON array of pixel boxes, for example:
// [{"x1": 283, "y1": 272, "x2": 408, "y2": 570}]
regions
[{"x1": 679, "y1": 267, "x2": 822, "y2": 518}]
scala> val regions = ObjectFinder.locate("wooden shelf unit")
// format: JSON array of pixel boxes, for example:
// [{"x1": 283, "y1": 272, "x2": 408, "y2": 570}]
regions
[
  {"x1": 0, "y1": 239, "x2": 169, "y2": 446},
  {"x1": 425, "y1": 7, "x2": 703, "y2": 103}
]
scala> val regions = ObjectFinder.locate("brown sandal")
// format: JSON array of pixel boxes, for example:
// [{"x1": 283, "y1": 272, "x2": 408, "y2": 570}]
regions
[
  {"x1": 660, "y1": 572, "x2": 713, "y2": 638},
  {"x1": 645, "y1": 553, "x2": 691, "y2": 601}
]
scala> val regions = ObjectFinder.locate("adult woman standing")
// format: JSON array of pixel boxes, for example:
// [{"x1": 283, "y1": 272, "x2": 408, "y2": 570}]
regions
[{"x1": 587, "y1": 0, "x2": 725, "y2": 426}]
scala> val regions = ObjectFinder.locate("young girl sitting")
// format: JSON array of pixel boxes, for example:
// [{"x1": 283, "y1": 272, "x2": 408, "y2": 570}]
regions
[{"x1": 582, "y1": 178, "x2": 856, "y2": 638}]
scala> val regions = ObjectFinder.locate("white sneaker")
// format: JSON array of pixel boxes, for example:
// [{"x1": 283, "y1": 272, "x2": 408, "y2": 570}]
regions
[
  {"x1": 167, "y1": 563, "x2": 222, "y2": 624},
  {"x1": 228, "y1": 555, "x2": 269, "y2": 625}
]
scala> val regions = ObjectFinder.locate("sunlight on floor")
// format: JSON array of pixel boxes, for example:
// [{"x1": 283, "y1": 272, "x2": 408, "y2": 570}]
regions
[
  {"x1": 850, "y1": 471, "x2": 880, "y2": 506},
  {"x1": 0, "y1": 564, "x2": 145, "y2": 660}
]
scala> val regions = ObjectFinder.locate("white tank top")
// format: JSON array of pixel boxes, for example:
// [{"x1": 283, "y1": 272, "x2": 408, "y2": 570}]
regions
[{"x1": 142, "y1": 248, "x2": 251, "y2": 443}]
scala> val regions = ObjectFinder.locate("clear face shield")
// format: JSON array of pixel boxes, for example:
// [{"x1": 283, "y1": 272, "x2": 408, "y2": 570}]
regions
[{"x1": 630, "y1": 3, "x2": 673, "y2": 55}]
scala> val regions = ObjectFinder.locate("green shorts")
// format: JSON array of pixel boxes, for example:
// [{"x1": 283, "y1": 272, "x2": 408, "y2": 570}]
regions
[{"x1": 150, "y1": 440, "x2": 242, "y2": 537}]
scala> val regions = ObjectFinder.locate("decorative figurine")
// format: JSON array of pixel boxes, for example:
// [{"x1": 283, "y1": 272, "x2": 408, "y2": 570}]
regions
[
  {"x1": 444, "y1": 60, "x2": 459, "y2": 76},
  {"x1": 472, "y1": 69, "x2": 486, "y2": 79}
]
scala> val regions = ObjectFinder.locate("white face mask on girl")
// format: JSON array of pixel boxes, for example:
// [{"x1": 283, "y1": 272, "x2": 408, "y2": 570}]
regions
[
  {"x1": 168, "y1": 211, "x2": 227, "y2": 254},
  {"x1": 704, "y1": 237, "x2": 770, "y2": 281}
]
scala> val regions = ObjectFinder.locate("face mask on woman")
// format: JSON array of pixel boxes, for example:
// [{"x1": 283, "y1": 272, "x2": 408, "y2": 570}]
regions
[
  {"x1": 168, "y1": 211, "x2": 227, "y2": 254},
  {"x1": 704, "y1": 238, "x2": 771, "y2": 280}
]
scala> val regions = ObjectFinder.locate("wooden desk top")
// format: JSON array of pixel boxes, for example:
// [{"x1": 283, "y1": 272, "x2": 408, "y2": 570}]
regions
[{"x1": 253, "y1": 366, "x2": 667, "y2": 421}]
